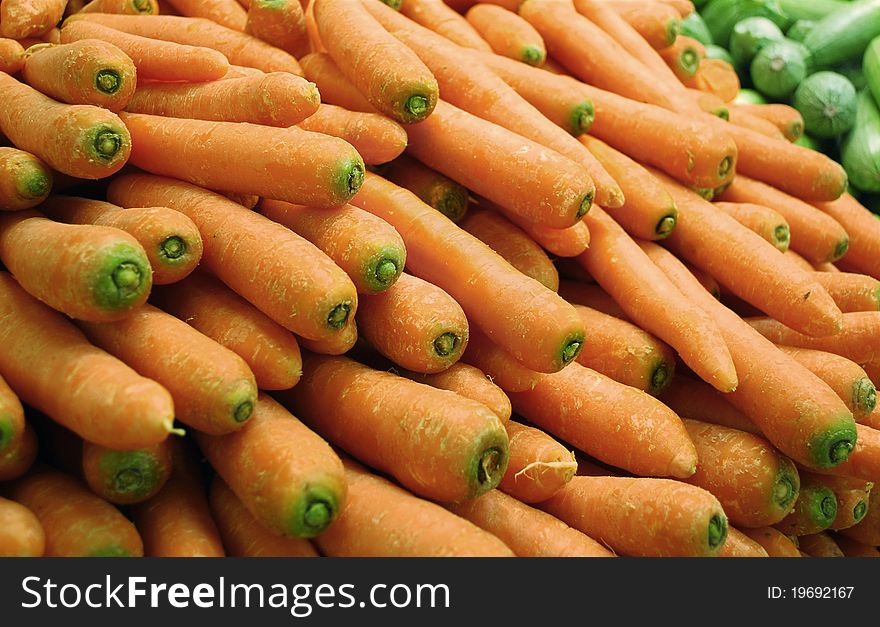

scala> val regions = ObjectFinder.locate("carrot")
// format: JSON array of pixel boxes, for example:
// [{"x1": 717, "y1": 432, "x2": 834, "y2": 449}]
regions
[
  {"x1": 14, "y1": 27, "x2": 60, "y2": 46},
  {"x1": 130, "y1": 440, "x2": 225, "y2": 557},
  {"x1": 459, "y1": 208, "x2": 559, "y2": 291},
  {"x1": 834, "y1": 535, "x2": 880, "y2": 557},
  {"x1": 209, "y1": 476, "x2": 318, "y2": 557},
  {"x1": 314, "y1": 457, "x2": 514, "y2": 557},
  {"x1": 78, "y1": 0, "x2": 159, "y2": 13},
  {"x1": 733, "y1": 103, "x2": 803, "y2": 143},
  {"x1": 579, "y1": 136, "x2": 677, "y2": 240},
  {"x1": 654, "y1": 173, "x2": 844, "y2": 337},
  {"x1": 0, "y1": 146, "x2": 51, "y2": 211},
  {"x1": 459, "y1": 327, "x2": 542, "y2": 393},
  {"x1": 838, "y1": 488, "x2": 880, "y2": 546},
  {"x1": 444, "y1": 0, "x2": 520, "y2": 10},
  {"x1": 557, "y1": 279, "x2": 628, "y2": 319},
  {"x1": 298, "y1": 104, "x2": 407, "y2": 166},
  {"x1": 497, "y1": 419, "x2": 576, "y2": 503},
  {"x1": 298, "y1": 51, "x2": 375, "y2": 113},
  {"x1": 126, "y1": 74, "x2": 320, "y2": 129},
  {"x1": 798, "y1": 532, "x2": 844, "y2": 557},
  {"x1": 748, "y1": 313, "x2": 880, "y2": 366},
  {"x1": 351, "y1": 173, "x2": 587, "y2": 373},
  {"x1": 220, "y1": 191, "x2": 260, "y2": 209},
  {"x1": 160, "y1": 0, "x2": 247, "y2": 30},
  {"x1": 781, "y1": 248, "x2": 816, "y2": 274},
  {"x1": 399, "y1": 362, "x2": 512, "y2": 423},
  {"x1": 0, "y1": 421, "x2": 38, "y2": 481},
  {"x1": 80, "y1": 304, "x2": 258, "y2": 435},
  {"x1": 713, "y1": 201, "x2": 790, "y2": 253},
  {"x1": 466, "y1": 4, "x2": 544, "y2": 64},
  {"x1": 10, "y1": 467, "x2": 143, "y2": 556},
  {"x1": 688, "y1": 88, "x2": 730, "y2": 119},
  {"x1": 0, "y1": 374, "x2": 23, "y2": 455},
  {"x1": 816, "y1": 262, "x2": 841, "y2": 273},
  {"x1": 640, "y1": 240, "x2": 858, "y2": 470},
  {"x1": 259, "y1": 198, "x2": 404, "y2": 295},
  {"x1": 741, "y1": 527, "x2": 801, "y2": 557},
  {"x1": 0, "y1": 496, "x2": 44, "y2": 557},
  {"x1": 817, "y1": 424, "x2": 880, "y2": 485},
  {"x1": 0, "y1": 72, "x2": 130, "y2": 179},
  {"x1": 484, "y1": 200, "x2": 591, "y2": 258},
  {"x1": 295, "y1": 317, "x2": 358, "y2": 356},
  {"x1": 510, "y1": 361, "x2": 697, "y2": 478},
  {"x1": 727, "y1": 104, "x2": 786, "y2": 141},
  {"x1": 659, "y1": 34, "x2": 703, "y2": 82},
  {"x1": 449, "y1": 489, "x2": 613, "y2": 557},
  {"x1": 0, "y1": 211, "x2": 153, "y2": 321},
  {"x1": 312, "y1": 0, "x2": 437, "y2": 123},
  {"x1": 0, "y1": 37, "x2": 24, "y2": 73},
  {"x1": 580, "y1": 206, "x2": 737, "y2": 392},
  {"x1": 541, "y1": 475, "x2": 726, "y2": 557},
  {"x1": 59, "y1": 20, "x2": 230, "y2": 82},
  {"x1": 68, "y1": 14, "x2": 302, "y2": 74},
  {"x1": 245, "y1": 0, "x2": 308, "y2": 58},
  {"x1": 79, "y1": 439, "x2": 172, "y2": 506},
  {"x1": 196, "y1": 393, "x2": 346, "y2": 538},
  {"x1": 820, "y1": 476, "x2": 872, "y2": 531},
  {"x1": 0, "y1": 0, "x2": 65, "y2": 39},
  {"x1": 812, "y1": 194, "x2": 880, "y2": 281},
  {"x1": 381, "y1": 155, "x2": 469, "y2": 223},
  {"x1": 680, "y1": 418, "x2": 800, "y2": 527},
  {"x1": 660, "y1": 376, "x2": 759, "y2": 435},
  {"x1": 109, "y1": 175, "x2": 360, "y2": 341},
  {"x1": 778, "y1": 347, "x2": 876, "y2": 422},
  {"x1": 772, "y1": 472, "x2": 836, "y2": 535},
  {"x1": 609, "y1": 0, "x2": 681, "y2": 49},
  {"x1": 39, "y1": 195, "x2": 203, "y2": 286},
  {"x1": 717, "y1": 175, "x2": 849, "y2": 264},
  {"x1": 692, "y1": 59, "x2": 740, "y2": 103},
  {"x1": 572, "y1": 303, "x2": 675, "y2": 395},
  {"x1": 120, "y1": 113, "x2": 364, "y2": 209},
  {"x1": 808, "y1": 271, "x2": 880, "y2": 314},
  {"x1": 718, "y1": 526, "x2": 769, "y2": 557},
  {"x1": 402, "y1": 0, "x2": 492, "y2": 52}
]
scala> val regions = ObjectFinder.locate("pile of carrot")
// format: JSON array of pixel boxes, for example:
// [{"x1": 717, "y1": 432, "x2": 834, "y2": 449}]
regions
[{"x1": 1, "y1": 0, "x2": 879, "y2": 560}]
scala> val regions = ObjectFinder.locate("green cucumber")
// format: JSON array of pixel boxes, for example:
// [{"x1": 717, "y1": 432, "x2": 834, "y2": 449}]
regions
[
  {"x1": 734, "y1": 88, "x2": 768, "y2": 104},
  {"x1": 706, "y1": 44, "x2": 734, "y2": 65},
  {"x1": 836, "y1": 60, "x2": 868, "y2": 91},
  {"x1": 730, "y1": 17, "x2": 785, "y2": 68},
  {"x1": 777, "y1": 0, "x2": 849, "y2": 20},
  {"x1": 793, "y1": 71, "x2": 858, "y2": 138},
  {"x1": 802, "y1": 0, "x2": 880, "y2": 67},
  {"x1": 787, "y1": 19, "x2": 817, "y2": 42},
  {"x1": 842, "y1": 90, "x2": 880, "y2": 193},
  {"x1": 866, "y1": 36, "x2": 880, "y2": 107},
  {"x1": 750, "y1": 40, "x2": 809, "y2": 99},
  {"x1": 702, "y1": 0, "x2": 790, "y2": 47},
  {"x1": 681, "y1": 12, "x2": 714, "y2": 45}
]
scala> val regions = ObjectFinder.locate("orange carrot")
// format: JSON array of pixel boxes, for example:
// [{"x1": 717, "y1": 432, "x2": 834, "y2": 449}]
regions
[
  {"x1": 60, "y1": 20, "x2": 230, "y2": 82},
  {"x1": 781, "y1": 248, "x2": 816, "y2": 274},
  {"x1": 68, "y1": 13, "x2": 302, "y2": 74},
  {"x1": 608, "y1": 0, "x2": 681, "y2": 49},
  {"x1": 640, "y1": 240, "x2": 858, "y2": 470},
  {"x1": 498, "y1": 419, "x2": 576, "y2": 503},
  {"x1": 748, "y1": 313, "x2": 880, "y2": 365},
  {"x1": 0, "y1": 37, "x2": 25, "y2": 73},
  {"x1": 81, "y1": 439, "x2": 172, "y2": 506},
  {"x1": 660, "y1": 376, "x2": 759, "y2": 434},
  {"x1": 0, "y1": 374, "x2": 23, "y2": 457},
  {"x1": 209, "y1": 476, "x2": 318, "y2": 557},
  {"x1": 78, "y1": 0, "x2": 159, "y2": 14},
  {"x1": 733, "y1": 103, "x2": 804, "y2": 143},
  {"x1": 314, "y1": 457, "x2": 514, "y2": 557},
  {"x1": 381, "y1": 155, "x2": 469, "y2": 223},
  {"x1": 0, "y1": 72, "x2": 130, "y2": 179},
  {"x1": 11, "y1": 467, "x2": 143, "y2": 556},
  {"x1": 110, "y1": 175, "x2": 359, "y2": 343},
  {"x1": 0, "y1": 0, "x2": 65, "y2": 39},
  {"x1": 580, "y1": 206, "x2": 737, "y2": 392},
  {"x1": 80, "y1": 304, "x2": 258, "y2": 435},
  {"x1": 466, "y1": 4, "x2": 544, "y2": 64},
  {"x1": 726, "y1": 103, "x2": 786, "y2": 141},
  {"x1": 798, "y1": 532, "x2": 844, "y2": 557},
  {"x1": 487, "y1": 200, "x2": 591, "y2": 258},
  {"x1": 692, "y1": 58, "x2": 740, "y2": 103},
  {"x1": 313, "y1": 0, "x2": 438, "y2": 123},
  {"x1": 402, "y1": 0, "x2": 492, "y2": 52},
  {"x1": 654, "y1": 172, "x2": 844, "y2": 337},
  {"x1": 660, "y1": 34, "x2": 703, "y2": 81},
  {"x1": 120, "y1": 113, "x2": 364, "y2": 208},
  {"x1": 399, "y1": 362, "x2": 512, "y2": 423},
  {"x1": 351, "y1": 173, "x2": 587, "y2": 373},
  {"x1": 812, "y1": 194, "x2": 880, "y2": 281},
  {"x1": 126, "y1": 74, "x2": 320, "y2": 128},
  {"x1": 295, "y1": 316, "x2": 358, "y2": 356},
  {"x1": 159, "y1": 0, "x2": 248, "y2": 30},
  {"x1": 298, "y1": 51, "x2": 375, "y2": 113},
  {"x1": 778, "y1": 347, "x2": 876, "y2": 422},
  {"x1": 459, "y1": 208, "x2": 559, "y2": 291},
  {"x1": 449, "y1": 489, "x2": 613, "y2": 556},
  {"x1": 39, "y1": 195, "x2": 203, "y2": 286},
  {"x1": 459, "y1": 327, "x2": 542, "y2": 393},
  {"x1": 0, "y1": 421, "x2": 38, "y2": 481},
  {"x1": 688, "y1": 87, "x2": 730, "y2": 119},
  {"x1": 808, "y1": 271, "x2": 880, "y2": 313},
  {"x1": 741, "y1": 527, "x2": 801, "y2": 557},
  {"x1": 713, "y1": 201, "x2": 790, "y2": 252},
  {"x1": 838, "y1": 488, "x2": 880, "y2": 546},
  {"x1": 557, "y1": 279, "x2": 628, "y2": 319},
  {"x1": 0, "y1": 496, "x2": 44, "y2": 557},
  {"x1": 816, "y1": 262, "x2": 840, "y2": 273},
  {"x1": 718, "y1": 527, "x2": 769, "y2": 557},
  {"x1": 130, "y1": 440, "x2": 225, "y2": 557},
  {"x1": 245, "y1": 0, "x2": 308, "y2": 58},
  {"x1": 834, "y1": 534, "x2": 880, "y2": 557},
  {"x1": 298, "y1": 104, "x2": 407, "y2": 165},
  {"x1": 0, "y1": 146, "x2": 51, "y2": 211},
  {"x1": 815, "y1": 424, "x2": 880, "y2": 485},
  {"x1": 717, "y1": 175, "x2": 849, "y2": 264},
  {"x1": 819, "y1": 476, "x2": 872, "y2": 531},
  {"x1": 510, "y1": 361, "x2": 698, "y2": 478},
  {"x1": 541, "y1": 475, "x2": 726, "y2": 557},
  {"x1": 196, "y1": 393, "x2": 347, "y2": 538},
  {"x1": 0, "y1": 210, "x2": 152, "y2": 321}
]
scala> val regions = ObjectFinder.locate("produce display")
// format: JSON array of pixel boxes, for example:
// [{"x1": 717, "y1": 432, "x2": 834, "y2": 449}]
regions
[{"x1": 3, "y1": 0, "x2": 880, "y2": 559}]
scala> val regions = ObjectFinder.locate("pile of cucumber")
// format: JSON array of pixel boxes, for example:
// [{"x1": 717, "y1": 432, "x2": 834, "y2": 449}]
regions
[{"x1": 686, "y1": 0, "x2": 880, "y2": 210}]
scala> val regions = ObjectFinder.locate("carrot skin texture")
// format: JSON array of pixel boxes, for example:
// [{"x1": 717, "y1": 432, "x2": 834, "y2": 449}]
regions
[
  {"x1": 713, "y1": 201, "x2": 790, "y2": 252},
  {"x1": 299, "y1": 51, "x2": 375, "y2": 113},
  {"x1": 809, "y1": 271, "x2": 880, "y2": 313},
  {"x1": 798, "y1": 532, "x2": 844, "y2": 557},
  {"x1": 465, "y1": 4, "x2": 544, "y2": 64},
  {"x1": 0, "y1": 496, "x2": 45, "y2": 557},
  {"x1": 813, "y1": 194, "x2": 880, "y2": 281},
  {"x1": 0, "y1": 421, "x2": 38, "y2": 481},
  {"x1": 741, "y1": 527, "x2": 801, "y2": 557},
  {"x1": 748, "y1": 313, "x2": 880, "y2": 366},
  {"x1": 459, "y1": 327, "x2": 542, "y2": 393},
  {"x1": 400, "y1": 363, "x2": 512, "y2": 423},
  {"x1": 381, "y1": 155, "x2": 469, "y2": 223},
  {"x1": 404, "y1": 0, "x2": 492, "y2": 52},
  {"x1": 163, "y1": 0, "x2": 248, "y2": 30},
  {"x1": 718, "y1": 527, "x2": 769, "y2": 557},
  {"x1": 1, "y1": 0, "x2": 66, "y2": 39},
  {"x1": 0, "y1": 38, "x2": 25, "y2": 73},
  {"x1": 298, "y1": 104, "x2": 408, "y2": 166},
  {"x1": 838, "y1": 487, "x2": 880, "y2": 546},
  {"x1": 498, "y1": 420, "x2": 577, "y2": 504},
  {"x1": 245, "y1": 0, "x2": 309, "y2": 58},
  {"x1": 0, "y1": 147, "x2": 52, "y2": 211},
  {"x1": 660, "y1": 376, "x2": 762, "y2": 436},
  {"x1": 77, "y1": 0, "x2": 160, "y2": 14}
]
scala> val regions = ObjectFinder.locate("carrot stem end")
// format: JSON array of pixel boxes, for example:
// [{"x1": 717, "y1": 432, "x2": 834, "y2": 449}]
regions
[
  {"x1": 521, "y1": 46, "x2": 545, "y2": 67},
  {"x1": 327, "y1": 303, "x2": 352, "y2": 329},
  {"x1": 433, "y1": 332, "x2": 461, "y2": 358},
  {"x1": 95, "y1": 70, "x2": 121, "y2": 95},
  {"x1": 853, "y1": 500, "x2": 867, "y2": 523},
  {"x1": 655, "y1": 214, "x2": 677, "y2": 238},
  {"x1": 569, "y1": 101, "x2": 595, "y2": 136},
  {"x1": 708, "y1": 514, "x2": 727, "y2": 550},
  {"x1": 159, "y1": 236, "x2": 187, "y2": 262},
  {"x1": 853, "y1": 378, "x2": 877, "y2": 415}
]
